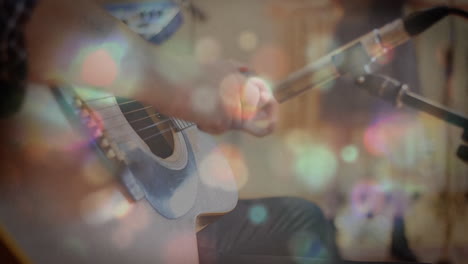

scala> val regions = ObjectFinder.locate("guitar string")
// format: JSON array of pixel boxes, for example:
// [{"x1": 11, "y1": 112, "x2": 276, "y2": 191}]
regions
[
  {"x1": 81, "y1": 96, "x2": 195, "y2": 146},
  {"x1": 98, "y1": 106, "x2": 153, "y2": 122},
  {"x1": 103, "y1": 113, "x2": 169, "y2": 131},
  {"x1": 85, "y1": 102, "x2": 194, "y2": 132},
  {"x1": 92, "y1": 99, "x2": 138, "y2": 111},
  {"x1": 96, "y1": 110, "x2": 192, "y2": 132},
  {"x1": 83, "y1": 103, "x2": 192, "y2": 135},
  {"x1": 93, "y1": 111, "x2": 194, "y2": 145},
  {"x1": 113, "y1": 126, "x2": 175, "y2": 145},
  {"x1": 82, "y1": 96, "x2": 183, "y2": 126},
  {"x1": 110, "y1": 122, "x2": 194, "y2": 146}
]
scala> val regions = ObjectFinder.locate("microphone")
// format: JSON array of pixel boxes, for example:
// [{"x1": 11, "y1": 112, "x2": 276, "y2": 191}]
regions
[{"x1": 273, "y1": 6, "x2": 466, "y2": 103}]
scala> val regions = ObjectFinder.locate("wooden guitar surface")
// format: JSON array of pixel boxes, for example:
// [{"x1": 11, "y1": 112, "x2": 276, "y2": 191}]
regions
[{"x1": 0, "y1": 85, "x2": 238, "y2": 263}]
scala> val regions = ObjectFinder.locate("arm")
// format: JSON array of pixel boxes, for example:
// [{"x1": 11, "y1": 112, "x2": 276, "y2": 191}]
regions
[{"x1": 25, "y1": 0, "x2": 277, "y2": 136}]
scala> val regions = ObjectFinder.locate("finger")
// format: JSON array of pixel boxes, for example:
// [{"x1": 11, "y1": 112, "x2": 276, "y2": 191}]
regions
[{"x1": 242, "y1": 100, "x2": 278, "y2": 137}]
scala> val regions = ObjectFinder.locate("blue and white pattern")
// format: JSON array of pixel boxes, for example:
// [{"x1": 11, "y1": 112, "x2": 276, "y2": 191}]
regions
[{"x1": 105, "y1": 1, "x2": 183, "y2": 45}]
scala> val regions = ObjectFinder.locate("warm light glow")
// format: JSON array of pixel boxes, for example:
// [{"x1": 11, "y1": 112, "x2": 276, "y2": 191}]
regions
[
  {"x1": 363, "y1": 113, "x2": 431, "y2": 169},
  {"x1": 80, "y1": 188, "x2": 133, "y2": 225},
  {"x1": 195, "y1": 37, "x2": 222, "y2": 65},
  {"x1": 239, "y1": 30, "x2": 258, "y2": 51},
  {"x1": 199, "y1": 144, "x2": 244, "y2": 191},
  {"x1": 82, "y1": 156, "x2": 112, "y2": 186},
  {"x1": 164, "y1": 232, "x2": 197, "y2": 264},
  {"x1": 80, "y1": 48, "x2": 119, "y2": 87},
  {"x1": 251, "y1": 44, "x2": 290, "y2": 81},
  {"x1": 217, "y1": 144, "x2": 249, "y2": 190}
]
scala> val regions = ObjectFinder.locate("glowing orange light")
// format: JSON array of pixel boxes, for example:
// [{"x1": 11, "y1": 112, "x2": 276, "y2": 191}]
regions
[
  {"x1": 251, "y1": 44, "x2": 290, "y2": 81},
  {"x1": 80, "y1": 49, "x2": 119, "y2": 87}
]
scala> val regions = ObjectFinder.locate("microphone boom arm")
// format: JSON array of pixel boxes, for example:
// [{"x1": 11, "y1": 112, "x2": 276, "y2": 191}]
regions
[{"x1": 355, "y1": 74, "x2": 468, "y2": 163}]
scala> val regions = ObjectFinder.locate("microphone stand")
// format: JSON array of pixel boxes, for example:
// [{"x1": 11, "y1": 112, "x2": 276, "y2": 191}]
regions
[{"x1": 354, "y1": 74, "x2": 468, "y2": 163}]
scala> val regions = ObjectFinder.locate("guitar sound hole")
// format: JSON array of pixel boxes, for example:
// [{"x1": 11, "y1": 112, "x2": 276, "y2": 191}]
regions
[{"x1": 116, "y1": 97, "x2": 175, "y2": 159}]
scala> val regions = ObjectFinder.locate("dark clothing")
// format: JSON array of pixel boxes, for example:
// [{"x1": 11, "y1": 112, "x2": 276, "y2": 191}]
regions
[
  {"x1": 197, "y1": 197, "x2": 342, "y2": 264},
  {"x1": 0, "y1": 0, "x2": 37, "y2": 117}
]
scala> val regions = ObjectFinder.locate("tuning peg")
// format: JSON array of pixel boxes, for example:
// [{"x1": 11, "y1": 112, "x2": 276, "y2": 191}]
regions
[
  {"x1": 100, "y1": 138, "x2": 110, "y2": 148},
  {"x1": 106, "y1": 149, "x2": 116, "y2": 159}
]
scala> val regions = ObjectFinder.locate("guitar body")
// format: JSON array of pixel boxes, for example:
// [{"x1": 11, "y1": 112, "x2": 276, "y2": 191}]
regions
[{"x1": 0, "y1": 84, "x2": 238, "y2": 263}]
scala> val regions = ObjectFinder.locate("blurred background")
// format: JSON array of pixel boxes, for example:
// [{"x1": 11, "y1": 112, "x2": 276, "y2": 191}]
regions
[{"x1": 160, "y1": 0, "x2": 468, "y2": 262}]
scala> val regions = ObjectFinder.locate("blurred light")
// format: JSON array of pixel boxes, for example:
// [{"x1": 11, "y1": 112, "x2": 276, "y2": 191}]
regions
[
  {"x1": 195, "y1": 37, "x2": 222, "y2": 65},
  {"x1": 248, "y1": 204, "x2": 268, "y2": 225},
  {"x1": 284, "y1": 129, "x2": 311, "y2": 153},
  {"x1": 238, "y1": 30, "x2": 258, "y2": 51},
  {"x1": 217, "y1": 144, "x2": 249, "y2": 190},
  {"x1": 240, "y1": 77, "x2": 269, "y2": 120},
  {"x1": 80, "y1": 48, "x2": 119, "y2": 87},
  {"x1": 288, "y1": 231, "x2": 324, "y2": 258},
  {"x1": 80, "y1": 188, "x2": 133, "y2": 225},
  {"x1": 191, "y1": 86, "x2": 216, "y2": 116},
  {"x1": 199, "y1": 144, "x2": 245, "y2": 191},
  {"x1": 76, "y1": 41, "x2": 126, "y2": 88},
  {"x1": 350, "y1": 181, "x2": 386, "y2": 217},
  {"x1": 164, "y1": 232, "x2": 197, "y2": 263},
  {"x1": 363, "y1": 123, "x2": 387, "y2": 157},
  {"x1": 114, "y1": 200, "x2": 132, "y2": 219},
  {"x1": 375, "y1": 46, "x2": 396, "y2": 66},
  {"x1": 294, "y1": 144, "x2": 337, "y2": 192},
  {"x1": 251, "y1": 44, "x2": 290, "y2": 80},
  {"x1": 363, "y1": 113, "x2": 430, "y2": 169},
  {"x1": 341, "y1": 145, "x2": 359, "y2": 163},
  {"x1": 82, "y1": 156, "x2": 112, "y2": 186}
]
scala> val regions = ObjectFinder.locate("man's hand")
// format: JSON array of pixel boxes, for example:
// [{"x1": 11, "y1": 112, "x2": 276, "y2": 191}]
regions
[{"x1": 167, "y1": 61, "x2": 278, "y2": 137}]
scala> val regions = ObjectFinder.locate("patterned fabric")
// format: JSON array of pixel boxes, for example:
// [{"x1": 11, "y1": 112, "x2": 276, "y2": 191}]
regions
[{"x1": 0, "y1": 0, "x2": 37, "y2": 117}]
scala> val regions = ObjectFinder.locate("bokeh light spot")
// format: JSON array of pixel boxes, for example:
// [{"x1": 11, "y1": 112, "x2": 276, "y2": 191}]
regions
[
  {"x1": 294, "y1": 144, "x2": 337, "y2": 191},
  {"x1": 164, "y1": 232, "x2": 198, "y2": 263},
  {"x1": 199, "y1": 144, "x2": 246, "y2": 192},
  {"x1": 238, "y1": 30, "x2": 258, "y2": 51},
  {"x1": 251, "y1": 44, "x2": 290, "y2": 80},
  {"x1": 195, "y1": 37, "x2": 222, "y2": 65},
  {"x1": 288, "y1": 231, "x2": 325, "y2": 259},
  {"x1": 191, "y1": 86, "x2": 216, "y2": 116},
  {"x1": 80, "y1": 49, "x2": 119, "y2": 87},
  {"x1": 248, "y1": 204, "x2": 268, "y2": 225},
  {"x1": 80, "y1": 189, "x2": 133, "y2": 225},
  {"x1": 217, "y1": 144, "x2": 249, "y2": 190},
  {"x1": 341, "y1": 145, "x2": 359, "y2": 163}
]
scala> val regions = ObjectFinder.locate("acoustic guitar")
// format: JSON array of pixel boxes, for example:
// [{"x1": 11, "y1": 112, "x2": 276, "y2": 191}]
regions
[{"x1": 0, "y1": 2, "x2": 237, "y2": 263}]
